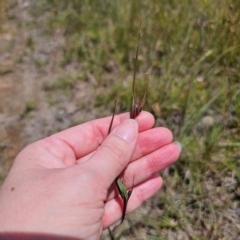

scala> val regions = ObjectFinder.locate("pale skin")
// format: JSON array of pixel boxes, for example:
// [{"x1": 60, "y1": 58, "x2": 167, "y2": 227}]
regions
[{"x1": 0, "y1": 111, "x2": 181, "y2": 240}]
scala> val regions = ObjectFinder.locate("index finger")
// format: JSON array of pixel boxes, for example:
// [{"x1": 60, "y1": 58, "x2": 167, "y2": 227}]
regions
[{"x1": 51, "y1": 111, "x2": 154, "y2": 159}]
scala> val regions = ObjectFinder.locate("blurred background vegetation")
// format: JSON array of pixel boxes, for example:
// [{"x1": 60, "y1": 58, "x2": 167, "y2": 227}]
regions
[{"x1": 1, "y1": 0, "x2": 240, "y2": 239}]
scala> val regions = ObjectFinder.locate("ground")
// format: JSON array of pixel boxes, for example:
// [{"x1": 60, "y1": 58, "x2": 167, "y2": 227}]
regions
[{"x1": 0, "y1": 1, "x2": 100, "y2": 178}]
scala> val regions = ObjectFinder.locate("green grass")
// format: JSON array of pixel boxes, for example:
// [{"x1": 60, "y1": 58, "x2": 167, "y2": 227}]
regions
[
  {"x1": 19, "y1": 101, "x2": 37, "y2": 119},
  {"x1": 43, "y1": 76, "x2": 75, "y2": 91},
  {"x1": 26, "y1": 36, "x2": 34, "y2": 50},
  {"x1": 33, "y1": 0, "x2": 240, "y2": 239}
]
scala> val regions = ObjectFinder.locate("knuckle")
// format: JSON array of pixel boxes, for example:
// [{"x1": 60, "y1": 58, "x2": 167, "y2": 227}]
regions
[{"x1": 102, "y1": 138, "x2": 128, "y2": 162}]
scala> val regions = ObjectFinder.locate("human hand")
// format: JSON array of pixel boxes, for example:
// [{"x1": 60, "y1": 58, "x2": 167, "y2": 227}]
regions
[{"x1": 0, "y1": 112, "x2": 181, "y2": 239}]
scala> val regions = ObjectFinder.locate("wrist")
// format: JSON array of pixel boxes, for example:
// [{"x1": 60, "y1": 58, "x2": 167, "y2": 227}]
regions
[{"x1": 0, "y1": 232, "x2": 81, "y2": 240}]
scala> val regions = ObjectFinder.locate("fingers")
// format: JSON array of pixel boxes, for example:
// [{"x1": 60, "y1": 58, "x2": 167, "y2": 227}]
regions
[
  {"x1": 123, "y1": 142, "x2": 181, "y2": 188},
  {"x1": 102, "y1": 174, "x2": 162, "y2": 228},
  {"x1": 77, "y1": 126, "x2": 173, "y2": 165},
  {"x1": 51, "y1": 111, "x2": 154, "y2": 159},
  {"x1": 131, "y1": 127, "x2": 173, "y2": 161},
  {"x1": 106, "y1": 142, "x2": 181, "y2": 200},
  {"x1": 83, "y1": 119, "x2": 139, "y2": 188}
]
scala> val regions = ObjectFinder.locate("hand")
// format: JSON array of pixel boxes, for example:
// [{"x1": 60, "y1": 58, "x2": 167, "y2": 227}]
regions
[{"x1": 0, "y1": 112, "x2": 181, "y2": 239}]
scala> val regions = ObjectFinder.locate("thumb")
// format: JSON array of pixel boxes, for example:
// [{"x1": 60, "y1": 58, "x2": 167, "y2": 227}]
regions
[{"x1": 87, "y1": 119, "x2": 138, "y2": 187}]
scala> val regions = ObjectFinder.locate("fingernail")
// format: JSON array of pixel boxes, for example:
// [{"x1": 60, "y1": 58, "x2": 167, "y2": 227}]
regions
[
  {"x1": 115, "y1": 119, "x2": 138, "y2": 143},
  {"x1": 173, "y1": 142, "x2": 182, "y2": 152}
]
